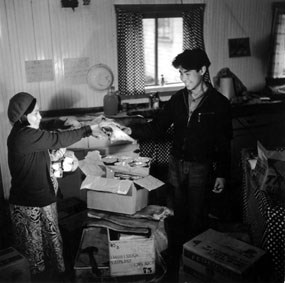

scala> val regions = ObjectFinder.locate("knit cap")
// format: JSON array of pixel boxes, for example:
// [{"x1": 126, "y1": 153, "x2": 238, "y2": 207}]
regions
[{"x1": 8, "y1": 92, "x2": 36, "y2": 123}]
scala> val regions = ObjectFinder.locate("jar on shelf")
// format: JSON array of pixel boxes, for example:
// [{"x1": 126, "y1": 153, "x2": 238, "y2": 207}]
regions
[{"x1": 103, "y1": 86, "x2": 119, "y2": 116}]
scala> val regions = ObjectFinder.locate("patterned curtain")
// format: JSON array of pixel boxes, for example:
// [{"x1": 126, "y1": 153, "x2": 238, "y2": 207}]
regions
[
  {"x1": 116, "y1": 8, "x2": 145, "y2": 96},
  {"x1": 183, "y1": 6, "x2": 211, "y2": 83}
]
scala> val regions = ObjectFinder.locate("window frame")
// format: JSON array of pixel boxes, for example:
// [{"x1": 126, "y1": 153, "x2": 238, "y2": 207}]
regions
[{"x1": 267, "y1": 2, "x2": 285, "y2": 86}]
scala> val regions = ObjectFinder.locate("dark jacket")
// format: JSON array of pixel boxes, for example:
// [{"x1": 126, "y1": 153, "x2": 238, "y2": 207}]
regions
[
  {"x1": 131, "y1": 85, "x2": 232, "y2": 178},
  {"x1": 7, "y1": 125, "x2": 92, "y2": 207}
]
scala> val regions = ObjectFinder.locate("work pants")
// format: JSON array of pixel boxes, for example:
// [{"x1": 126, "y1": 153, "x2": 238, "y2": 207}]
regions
[{"x1": 168, "y1": 155, "x2": 213, "y2": 253}]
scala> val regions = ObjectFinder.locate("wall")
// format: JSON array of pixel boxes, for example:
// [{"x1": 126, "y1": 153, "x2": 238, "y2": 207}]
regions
[{"x1": 0, "y1": 0, "x2": 275, "y2": 198}]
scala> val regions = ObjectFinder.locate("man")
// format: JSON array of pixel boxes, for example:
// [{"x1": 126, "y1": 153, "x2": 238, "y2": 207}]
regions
[{"x1": 130, "y1": 48, "x2": 232, "y2": 276}]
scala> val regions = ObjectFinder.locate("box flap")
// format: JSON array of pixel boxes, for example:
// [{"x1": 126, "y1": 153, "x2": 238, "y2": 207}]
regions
[
  {"x1": 81, "y1": 175, "x2": 132, "y2": 195},
  {"x1": 133, "y1": 175, "x2": 164, "y2": 191}
]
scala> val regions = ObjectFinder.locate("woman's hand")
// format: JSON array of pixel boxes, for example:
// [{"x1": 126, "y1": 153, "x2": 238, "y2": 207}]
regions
[{"x1": 64, "y1": 117, "x2": 81, "y2": 128}]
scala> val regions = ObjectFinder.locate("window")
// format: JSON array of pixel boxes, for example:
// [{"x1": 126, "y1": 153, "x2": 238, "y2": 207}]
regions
[
  {"x1": 115, "y1": 4, "x2": 206, "y2": 96},
  {"x1": 267, "y1": 3, "x2": 285, "y2": 86},
  {"x1": 143, "y1": 17, "x2": 183, "y2": 86}
]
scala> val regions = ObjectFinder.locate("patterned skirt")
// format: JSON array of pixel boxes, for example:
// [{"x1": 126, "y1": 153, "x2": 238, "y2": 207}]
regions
[{"x1": 9, "y1": 202, "x2": 65, "y2": 275}]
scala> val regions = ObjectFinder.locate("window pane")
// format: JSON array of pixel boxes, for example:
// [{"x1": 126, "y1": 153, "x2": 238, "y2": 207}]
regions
[
  {"x1": 143, "y1": 19, "x2": 155, "y2": 85},
  {"x1": 143, "y1": 17, "x2": 183, "y2": 86},
  {"x1": 270, "y1": 13, "x2": 285, "y2": 78},
  {"x1": 157, "y1": 18, "x2": 183, "y2": 84},
  {"x1": 158, "y1": 17, "x2": 183, "y2": 84}
]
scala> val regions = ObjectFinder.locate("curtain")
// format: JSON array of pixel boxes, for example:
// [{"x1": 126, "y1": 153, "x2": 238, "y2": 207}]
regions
[
  {"x1": 116, "y1": 8, "x2": 145, "y2": 96},
  {"x1": 182, "y1": 6, "x2": 210, "y2": 83}
]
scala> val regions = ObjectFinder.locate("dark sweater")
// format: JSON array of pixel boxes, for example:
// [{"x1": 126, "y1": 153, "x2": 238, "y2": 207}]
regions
[
  {"x1": 7, "y1": 125, "x2": 92, "y2": 207},
  {"x1": 131, "y1": 85, "x2": 233, "y2": 178}
]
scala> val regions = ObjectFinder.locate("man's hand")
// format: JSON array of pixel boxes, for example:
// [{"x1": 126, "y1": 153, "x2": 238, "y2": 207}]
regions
[
  {"x1": 212, "y1": 177, "x2": 226, "y2": 193},
  {"x1": 99, "y1": 121, "x2": 114, "y2": 137},
  {"x1": 90, "y1": 124, "x2": 107, "y2": 139}
]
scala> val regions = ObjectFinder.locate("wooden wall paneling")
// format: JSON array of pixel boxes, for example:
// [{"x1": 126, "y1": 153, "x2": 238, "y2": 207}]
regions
[
  {"x1": 0, "y1": 0, "x2": 14, "y2": 199},
  {"x1": 48, "y1": 0, "x2": 66, "y2": 110},
  {"x1": 205, "y1": 0, "x2": 272, "y2": 91},
  {"x1": 32, "y1": 0, "x2": 55, "y2": 108},
  {"x1": 5, "y1": 0, "x2": 25, "y2": 93},
  {"x1": 13, "y1": 0, "x2": 40, "y2": 97},
  {"x1": 51, "y1": 1, "x2": 81, "y2": 110},
  {"x1": 90, "y1": 1, "x2": 117, "y2": 107}
]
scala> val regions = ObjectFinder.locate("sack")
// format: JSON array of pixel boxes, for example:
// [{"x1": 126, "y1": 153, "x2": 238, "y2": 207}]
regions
[{"x1": 50, "y1": 149, "x2": 79, "y2": 178}]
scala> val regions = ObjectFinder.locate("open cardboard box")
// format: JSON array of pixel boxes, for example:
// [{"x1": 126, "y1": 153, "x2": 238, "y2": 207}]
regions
[{"x1": 81, "y1": 175, "x2": 164, "y2": 215}]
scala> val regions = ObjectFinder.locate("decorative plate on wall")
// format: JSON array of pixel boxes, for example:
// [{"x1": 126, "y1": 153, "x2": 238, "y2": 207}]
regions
[{"x1": 87, "y1": 64, "x2": 114, "y2": 91}]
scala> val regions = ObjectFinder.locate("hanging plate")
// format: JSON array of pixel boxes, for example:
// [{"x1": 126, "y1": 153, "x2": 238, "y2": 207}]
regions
[{"x1": 87, "y1": 63, "x2": 114, "y2": 91}]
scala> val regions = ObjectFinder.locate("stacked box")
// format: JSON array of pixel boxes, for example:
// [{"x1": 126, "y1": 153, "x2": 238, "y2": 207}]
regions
[
  {"x1": 81, "y1": 173, "x2": 164, "y2": 215},
  {"x1": 183, "y1": 229, "x2": 266, "y2": 283},
  {"x1": 77, "y1": 149, "x2": 162, "y2": 278},
  {"x1": 108, "y1": 229, "x2": 155, "y2": 277},
  {"x1": 74, "y1": 226, "x2": 155, "y2": 279}
]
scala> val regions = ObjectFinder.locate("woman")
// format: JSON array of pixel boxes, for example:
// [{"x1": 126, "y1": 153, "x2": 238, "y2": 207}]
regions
[{"x1": 7, "y1": 92, "x2": 104, "y2": 280}]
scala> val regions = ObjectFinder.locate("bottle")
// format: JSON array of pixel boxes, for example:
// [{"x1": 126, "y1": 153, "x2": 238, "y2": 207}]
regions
[
  {"x1": 115, "y1": 90, "x2": 121, "y2": 112},
  {"x1": 161, "y1": 74, "x2": 165, "y2": 86},
  {"x1": 149, "y1": 93, "x2": 155, "y2": 108},
  {"x1": 103, "y1": 86, "x2": 119, "y2": 116},
  {"x1": 153, "y1": 92, "x2": 160, "y2": 109}
]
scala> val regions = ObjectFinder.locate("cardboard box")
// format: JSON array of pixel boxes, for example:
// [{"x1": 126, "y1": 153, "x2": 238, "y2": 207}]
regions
[
  {"x1": 183, "y1": 229, "x2": 266, "y2": 283},
  {"x1": 81, "y1": 175, "x2": 164, "y2": 215},
  {"x1": 108, "y1": 229, "x2": 155, "y2": 277},
  {"x1": 74, "y1": 227, "x2": 110, "y2": 279},
  {"x1": 0, "y1": 247, "x2": 31, "y2": 282}
]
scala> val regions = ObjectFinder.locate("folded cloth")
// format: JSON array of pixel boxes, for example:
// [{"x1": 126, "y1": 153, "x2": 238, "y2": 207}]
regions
[{"x1": 86, "y1": 206, "x2": 170, "y2": 254}]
